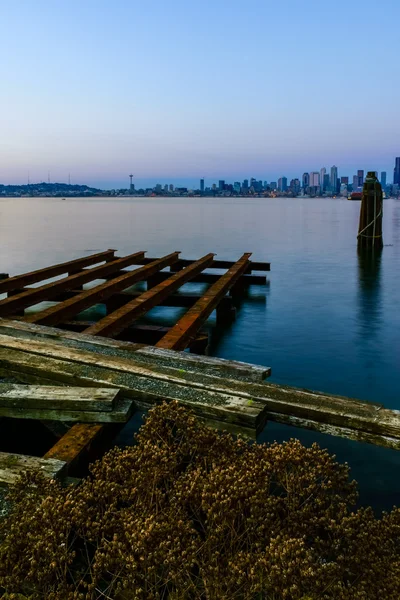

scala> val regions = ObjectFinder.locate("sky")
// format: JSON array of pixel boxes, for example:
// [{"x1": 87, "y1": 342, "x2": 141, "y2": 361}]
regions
[{"x1": 1, "y1": 0, "x2": 399, "y2": 189}]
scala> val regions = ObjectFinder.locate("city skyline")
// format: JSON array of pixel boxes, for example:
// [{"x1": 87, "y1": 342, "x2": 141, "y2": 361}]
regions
[{"x1": 1, "y1": 0, "x2": 400, "y2": 189}]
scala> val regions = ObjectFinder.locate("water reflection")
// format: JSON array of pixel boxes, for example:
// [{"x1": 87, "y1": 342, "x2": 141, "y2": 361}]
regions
[{"x1": 357, "y1": 248, "x2": 382, "y2": 340}]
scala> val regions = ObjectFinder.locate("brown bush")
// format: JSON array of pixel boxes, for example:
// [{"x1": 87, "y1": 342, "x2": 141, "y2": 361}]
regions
[{"x1": 1, "y1": 401, "x2": 400, "y2": 599}]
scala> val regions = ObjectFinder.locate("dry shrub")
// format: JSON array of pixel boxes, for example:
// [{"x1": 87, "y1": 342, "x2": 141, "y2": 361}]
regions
[{"x1": 1, "y1": 401, "x2": 400, "y2": 599}]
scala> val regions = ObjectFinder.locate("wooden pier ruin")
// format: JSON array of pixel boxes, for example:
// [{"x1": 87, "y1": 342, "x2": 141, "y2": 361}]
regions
[{"x1": 0, "y1": 249, "x2": 399, "y2": 488}]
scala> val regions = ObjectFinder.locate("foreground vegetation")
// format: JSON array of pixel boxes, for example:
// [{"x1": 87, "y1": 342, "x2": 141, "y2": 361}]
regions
[{"x1": 1, "y1": 401, "x2": 400, "y2": 599}]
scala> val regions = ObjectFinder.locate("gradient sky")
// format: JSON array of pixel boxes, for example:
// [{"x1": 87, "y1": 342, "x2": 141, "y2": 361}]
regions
[{"x1": 1, "y1": 0, "x2": 399, "y2": 189}]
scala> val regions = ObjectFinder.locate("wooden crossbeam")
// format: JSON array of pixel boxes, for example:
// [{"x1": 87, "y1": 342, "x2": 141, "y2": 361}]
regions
[
  {"x1": 24, "y1": 252, "x2": 180, "y2": 326},
  {"x1": 157, "y1": 253, "x2": 252, "y2": 351},
  {"x1": 84, "y1": 253, "x2": 215, "y2": 338},
  {"x1": 103, "y1": 270, "x2": 266, "y2": 286},
  {"x1": 0, "y1": 251, "x2": 145, "y2": 317},
  {"x1": 134, "y1": 257, "x2": 270, "y2": 272},
  {"x1": 0, "y1": 384, "x2": 119, "y2": 412},
  {"x1": 44, "y1": 423, "x2": 103, "y2": 465},
  {"x1": 45, "y1": 289, "x2": 234, "y2": 311},
  {"x1": 0, "y1": 249, "x2": 116, "y2": 295}
]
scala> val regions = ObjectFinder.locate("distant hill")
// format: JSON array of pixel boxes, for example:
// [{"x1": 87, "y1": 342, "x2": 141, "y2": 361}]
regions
[{"x1": 0, "y1": 182, "x2": 103, "y2": 197}]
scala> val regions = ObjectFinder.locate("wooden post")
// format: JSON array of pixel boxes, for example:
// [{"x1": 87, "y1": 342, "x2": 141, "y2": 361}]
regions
[{"x1": 357, "y1": 172, "x2": 383, "y2": 250}]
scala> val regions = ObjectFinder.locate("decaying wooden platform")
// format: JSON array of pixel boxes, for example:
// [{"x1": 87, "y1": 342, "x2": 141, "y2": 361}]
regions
[{"x1": 0, "y1": 250, "x2": 399, "y2": 489}]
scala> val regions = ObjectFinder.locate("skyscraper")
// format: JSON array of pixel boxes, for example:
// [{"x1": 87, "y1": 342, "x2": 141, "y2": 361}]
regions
[
  {"x1": 200, "y1": 178, "x2": 205, "y2": 193},
  {"x1": 381, "y1": 172, "x2": 387, "y2": 188},
  {"x1": 310, "y1": 172, "x2": 320, "y2": 187},
  {"x1": 320, "y1": 167, "x2": 326, "y2": 191},
  {"x1": 353, "y1": 175, "x2": 359, "y2": 190},
  {"x1": 394, "y1": 158, "x2": 400, "y2": 185},
  {"x1": 302, "y1": 172, "x2": 310, "y2": 189},
  {"x1": 357, "y1": 170, "x2": 364, "y2": 187},
  {"x1": 330, "y1": 166, "x2": 338, "y2": 193},
  {"x1": 341, "y1": 177, "x2": 349, "y2": 185},
  {"x1": 218, "y1": 180, "x2": 225, "y2": 191},
  {"x1": 278, "y1": 177, "x2": 287, "y2": 192}
]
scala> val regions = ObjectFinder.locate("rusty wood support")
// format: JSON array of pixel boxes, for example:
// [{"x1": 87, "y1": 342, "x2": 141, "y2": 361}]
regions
[
  {"x1": 0, "y1": 249, "x2": 116, "y2": 295},
  {"x1": 101, "y1": 270, "x2": 266, "y2": 286},
  {"x1": 84, "y1": 253, "x2": 215, "y2": 338},
  {"x1": 44, "y1": 423, "x2": 103, "y2": 465},
  {"x1": 129, "y1": 257, "x2": 270, "y2": 272},
  {"x1": 0, "y1": 251, "x2": 145, "y2": 318},
  {"x1": 156, "y1": 253, "x2": 252, "y2": 351},
  {"x1": 24, "y1": 253, "x2": 180, "y2": 326}
]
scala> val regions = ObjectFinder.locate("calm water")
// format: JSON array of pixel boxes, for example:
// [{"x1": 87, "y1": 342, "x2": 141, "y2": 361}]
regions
[{"x1": 1, "y1": 196, "x2": 399, "y2": 511}]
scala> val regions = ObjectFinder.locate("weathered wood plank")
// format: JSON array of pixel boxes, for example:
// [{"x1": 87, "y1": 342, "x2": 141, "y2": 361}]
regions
[
  {"x1": 0, "y1": 319, "x2": 270, "y2": 382},
  {"x1": 0, "y1": 345, "x2": 265, "y2": 435},
  {"x1": 0, "y1": 396, "x2": 134, "y2": 423},
  {"x1": 0, "y1": 452, "x2": 66, "y2": 486},
  {"x1": 0, "y1": 249, "x2": 116, "y2": 295},
  {"x1": 0, "y1": 251, "x2": 145, "y2": 317},
  {"x1": 24, "y1": 252, "x2": 180, "y2": 326},
  {"x1": 0, "y1": 384, "x2": 119, "y2": 412},
  {"x1": 85, "y1": 253, "x2": 215, "y2": 338},
  {"x1": 157, "y1": 253, "x2": 252, "y2": 351},
  {"x1": 44, "y1": 423, "x2": 103, "y2": 464}
]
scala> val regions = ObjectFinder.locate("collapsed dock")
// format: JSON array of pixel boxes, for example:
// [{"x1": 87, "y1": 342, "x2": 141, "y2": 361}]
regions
[{"x1": 0, "y1": 249, "x2": 399, "y2": 488}]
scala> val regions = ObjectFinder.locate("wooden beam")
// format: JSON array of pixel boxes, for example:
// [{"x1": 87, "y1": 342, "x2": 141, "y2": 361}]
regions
[
  {"x1": 0, "y1": 452, "x2": 66, "y2": 486},
  {"x1": 157, "y1": 253, "x2": 252, "y2": 351},
  {"x1": 44, "y1": 423, "x2": 103, "y2": 464},
  {"x1": 85, "y1": 253, "x2": 215, "y2": 338},
  {"x1": 0, "y1": 397, "x2": 134, "y2": 423},
  {"x1": 0, "y1": 319, "x2": 270, "y2": 382},
  {"x1": 0, "y1": 384, "x2": 119, "y2": 412},
  {"x1": 134, "y1": 257, "x2": 270, "y2": 272},
  {"x1": 24, "y1": 252, "x2": 180, "y2": 326},
  {"x1": 102, "y1": 270, "x2": 266, "y2": 286},
  {"x1": 0, "y1": 249, "x2": 116, "y2": 295},
  {"x1": 0, "y1": 251, "x2": 146, "y2": 317},
  {"x1": 46, "y1": 289, "x2": 234, "y2": 311}
]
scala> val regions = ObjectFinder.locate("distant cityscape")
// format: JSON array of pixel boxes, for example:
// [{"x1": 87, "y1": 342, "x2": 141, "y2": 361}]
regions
[{"x1": 2, "y1": 157, "x2": 400, "y2": 199}]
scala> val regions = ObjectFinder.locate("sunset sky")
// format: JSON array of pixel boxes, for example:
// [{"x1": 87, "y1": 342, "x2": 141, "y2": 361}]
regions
[{"x1": 1, "y1": 0, "x2": 399, "y2": 189}]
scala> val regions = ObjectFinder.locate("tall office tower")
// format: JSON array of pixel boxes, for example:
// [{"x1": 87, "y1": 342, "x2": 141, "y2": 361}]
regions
[
  {"x1": 341, "y1": 177, "x2": 349, "y2": 184},
  {"x1": 381, "y1": 172, "x2": 387, "y2": 188},
  {"x1": 242, "y1": 179, "x2": 249, "y2": 190},
  {"x1": 302, "y1": 172, "x2": 310, "y2": 189},
  {"x1": 353, "y1": 175, "x2": 359, "y2": 189},
  {"x1": 200, "y1": 178, "x2": 205, "y2": 192},
  {"x1": 310, "y1": 172, "x2": 320, "y2": 187},
  {"x1": 323, "y1": 174, "x2": 330, "y2": 191},
  {"x1": 330, "y1": 166, "x2": 338, "y2": 192},
  {"x1": 394, "y1": 158, "x2": 400, "y2": 185},
  {"x1": 269, "y1": 181, "x2": 277, "y2": 189},
  {"x1": 357, "y1": 170, "x2": 364, "y2": 187},
  {"x1": 169, "y1": 184, "x2": 174, "y2": 191},
  {"x1": 218, "y1": 180, "x2": 225, "y2": 191},
  {"x1": 278, "y1": 177, "x2": 288, "y2": 192},
  {"x1": 320, "y1": 167, "x2": 326, "y2": 190}
]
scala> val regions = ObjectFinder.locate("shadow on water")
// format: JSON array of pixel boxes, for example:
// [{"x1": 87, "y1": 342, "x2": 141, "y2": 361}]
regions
[{"x1": 356, "y1": 248, "x2": 382, "y2": 340}]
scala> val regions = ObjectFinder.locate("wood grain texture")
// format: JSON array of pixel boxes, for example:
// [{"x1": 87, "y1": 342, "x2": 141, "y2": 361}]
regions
[{"x1": 0, "y1": 452, "x2": 66, "y2": 486}]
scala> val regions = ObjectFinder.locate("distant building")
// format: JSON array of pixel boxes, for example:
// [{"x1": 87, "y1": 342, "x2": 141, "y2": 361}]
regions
[
  {"x1": 341, "y1": 176, "x2": 349, "y2": 185},
  {"x1": 381, "y1": 172, "x2": 387, "y2": 188},
  {"x1": 218, "y1": 180, "x2": 225, "y2": 191},
  {"x1": 169, "y1": 184, "x2": 174, "y2": 192},
  {"x1": 212, "y1": 183, "x2": 217, "y2": 191},
  {"x1": 302, "y1": 172, "x2": 310, "y2": 190},
  {"x1": 155, "y1": 184, "x2": 162, "y2": 193},
  {"x1": 330, "y1": 166, "x2": 338, "y2": 193},
  {"x1": 278, "y1": 177, "x2": 288, "y2": 192},
  {"x1": 200, "y1": 179, "x2": 205, "y2": 193},
  {"x1": 357, "y1": 170, "x2": 364, "y2": 188},
  {"x1": 164, "y1": 184, "x2": 168, "y2": 193},
  {"x1": 263, "y1": 181, "x2": 268, "y2": 188},
  {"x1": 394, "y1": 158, "x2": 400, "y2": 186},
  {"x1": 320, "y1": 168, "x2": 326, "y2": 191},
  {"x1": 323, "y1": 174, "x2": 330, "y2": 192},
  {"x1": 353, "y1": 175, "x2": 359, "y2": 190},
  {"x1": 269, "y1": 181, "x2": 277, "y2": 190},
  {"x1": 310, "y1": 172, "x2": 320, "y2": 187},
  {"x1": 242, "y1": 179, "x2": 249, "y2": 192},
  {"x1": 234, "y1": 182, "x2": 241, "y2": 193},
  {"x1": 290, "y1": 178, "x2": 300, "y2": 194}
]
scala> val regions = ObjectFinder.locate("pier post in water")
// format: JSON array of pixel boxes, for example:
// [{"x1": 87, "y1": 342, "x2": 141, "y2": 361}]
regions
[{"x1": 357, "y1": 171, "x2": 383, "y2": 250}]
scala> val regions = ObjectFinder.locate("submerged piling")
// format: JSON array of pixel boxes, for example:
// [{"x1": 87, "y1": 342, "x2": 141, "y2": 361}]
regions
[{"x1": 357, "y1": 172, "x2": 383, "y2": 250}]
